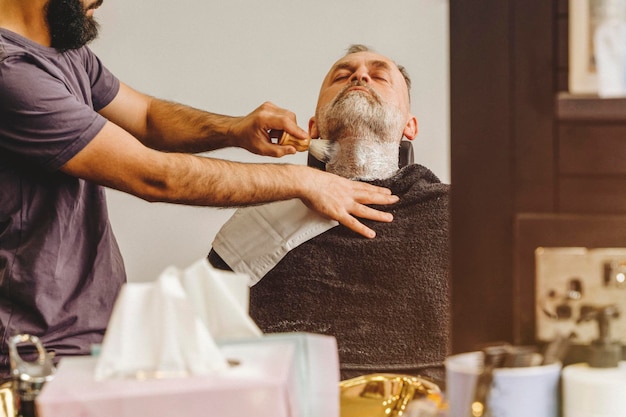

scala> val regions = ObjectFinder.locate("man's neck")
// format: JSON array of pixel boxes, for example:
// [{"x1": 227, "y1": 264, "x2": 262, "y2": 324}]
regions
[
  {"x1": 0, "y1": 0, "x2": 51, "y2": 46},
  {"x1": 326, "y1": 135, "x2": 400, "y2": 181}
]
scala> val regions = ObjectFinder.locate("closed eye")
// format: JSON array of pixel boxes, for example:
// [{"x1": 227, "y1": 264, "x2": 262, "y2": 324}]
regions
[
  {"x1": 332, "y1": 71, "x2": 351, "y2": 83},
  {"x1": 371, "y1": 71, "x2": 390, "y2": 82}
]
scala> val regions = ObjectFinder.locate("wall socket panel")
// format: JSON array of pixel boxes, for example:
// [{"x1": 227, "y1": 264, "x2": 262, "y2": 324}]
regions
[{"x1": 535, "y1": 247, "x2": 626, "y2": 344}]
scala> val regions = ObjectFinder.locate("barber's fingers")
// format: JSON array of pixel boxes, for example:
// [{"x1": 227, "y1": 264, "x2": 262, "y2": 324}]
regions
[
  {"x1": 251, "y1": 102, "x2": 305, "y2": 134},
  {"x1": 349, "y1": 202, "x2": 395, "y2": 223},
  {"x1": 302, "y1": 176, "x2": 398, "y2": 238},
  {"x1": 351, "y1": 183, "x2": 401, "y2": 203},
  {"x1": 338, "y1": 199, "x2": 396, "y2": 238},
  {"x1": 343, "y1": 185, "x2": 398, "y2": 224},
  {"x1": 235, "y1": 102, "x2": 308, "y2": 157},
  {"x1": 296, "y1": 167, "x2": 399, "y2": 237},
  {"x1": 254, "y1": 129, "x2": 307, "y2": 158},
  {"x1": 339, "y1": 215, "x2": 377, "y2": 238},
  {"x1": 336, "y1": 215, "x2": 380, "y2": 239},
  {"x1": 255, "y1": 136, "x2": 298, "y2": 157},
  {"x1": 224, "y1": 102, "x2": 297, "y2": 154},
  {"x1": 301, "y1": 198, "x2": 383, "y2": 238},
  {"x1": 268, "y1": 130, "x2": 311, "y2": 152}
]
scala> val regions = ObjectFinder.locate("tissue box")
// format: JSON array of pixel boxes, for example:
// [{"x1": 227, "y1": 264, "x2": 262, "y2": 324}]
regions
[
  {"x1": 36, "y1": 342, "x2": 296, "y2": 417},
  {"x1": 36, "y1": 333, "x2": 339, "y2": 417},
  {"x1": 219, "y1": 332, "x2": 340, "y2": 417}
]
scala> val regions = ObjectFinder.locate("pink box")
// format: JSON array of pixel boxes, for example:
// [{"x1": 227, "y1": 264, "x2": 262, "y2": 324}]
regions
[
  {"x1": 220, "y1": 333, "x2": 340, "y2": 417},
  {"x1": 36, "y1": 342, "x2": 297, "y2": 417}
]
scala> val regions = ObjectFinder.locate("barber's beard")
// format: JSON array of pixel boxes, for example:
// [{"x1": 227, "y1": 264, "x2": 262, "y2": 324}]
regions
[
  {"x1": 316, "y1": 83, "x2": 407, "y2": 180},
  {"x1": 46, "y1": 0, "x2": 101, "y2": 51}
]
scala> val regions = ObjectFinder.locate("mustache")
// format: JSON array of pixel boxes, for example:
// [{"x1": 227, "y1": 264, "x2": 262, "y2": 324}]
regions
[{"x1": 334, "y1": 80, "x2": 382, "y2": 105}]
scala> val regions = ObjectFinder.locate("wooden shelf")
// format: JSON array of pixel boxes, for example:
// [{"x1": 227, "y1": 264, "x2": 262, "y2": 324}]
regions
[{"x1": 557, "y1": 93, "x2": 626, "y2": 121}]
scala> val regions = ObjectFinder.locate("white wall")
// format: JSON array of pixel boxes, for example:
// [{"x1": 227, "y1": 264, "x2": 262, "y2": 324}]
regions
[{"x1": 91, "y1": 0, "x2": 449, "y2": 282}]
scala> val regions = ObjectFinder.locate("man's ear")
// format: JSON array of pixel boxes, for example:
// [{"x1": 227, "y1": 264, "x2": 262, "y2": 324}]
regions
[
  {"x1": 403, "y1": 115, "x2": 418, "y2": 140},
  {"x1": 308, "y1": 117, "x2": 320, "y2": 139}
]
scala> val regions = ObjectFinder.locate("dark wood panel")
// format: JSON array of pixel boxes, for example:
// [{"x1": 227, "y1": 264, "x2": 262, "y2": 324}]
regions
[
  {"x1": 557, "y1": 70, "x2": 569, "y2": 92},
  {"x1": 556, "y1": 0, "x2": 568, "y2": 92},
  {"x1": 513, "y1": 0, "x2": 556, "y2": 213},
  {"x1": 450, "y1": 0, "x2": 514, "y2": 354},
  {"x1": 559, "y1": 178, "x2": 626, "y2": 213},
  {"x1": 559, "y1": 123, "x2": 626, "y2": 175},
  {"x1": 557, "y1": 16, "x2": 568, "y2": 70},
  {"x1": 515, "y1": 214, "x2": 626, "y2": 345}
]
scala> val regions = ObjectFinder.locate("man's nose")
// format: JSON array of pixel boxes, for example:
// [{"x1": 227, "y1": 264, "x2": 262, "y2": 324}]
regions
[{"x1": 350, "y1": 69, "x2": 371, "y2": 84}]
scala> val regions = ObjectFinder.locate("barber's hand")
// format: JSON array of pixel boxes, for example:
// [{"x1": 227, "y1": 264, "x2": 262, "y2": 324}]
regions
[
  {"x1": 228, "y1": 102, "x2": 309, "y2": 157},
  {"x1": 300, "y1": 170, "x2": 399, "y2": 239}
]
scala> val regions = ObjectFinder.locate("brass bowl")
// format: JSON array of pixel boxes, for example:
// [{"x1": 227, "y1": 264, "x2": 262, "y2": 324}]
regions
[
  {"x1": 0, "y1": 379, "x2": 15, "y2": 417},
  {"x1": 340, "y1": 373, "x2": 445, "y2": 417}
]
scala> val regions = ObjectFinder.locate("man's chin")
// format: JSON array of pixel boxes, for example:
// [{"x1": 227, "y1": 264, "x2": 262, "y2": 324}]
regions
[{"x1": 51, "y1": 21, "x2": 99, "y2": 50}]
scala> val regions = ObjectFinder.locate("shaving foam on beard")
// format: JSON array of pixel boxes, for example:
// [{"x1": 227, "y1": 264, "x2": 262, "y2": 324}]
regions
[
  {"x1": 326, "y1": 138, "x2": 399, "y2": 181},
  {"x1": 316, "y1": 88, "x2": 406, "y2": 180}
]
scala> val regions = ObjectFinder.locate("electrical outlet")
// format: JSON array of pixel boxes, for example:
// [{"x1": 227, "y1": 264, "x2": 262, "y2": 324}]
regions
[{"x1": 535, "y1": 247, "x2": 626, "y2": 344}]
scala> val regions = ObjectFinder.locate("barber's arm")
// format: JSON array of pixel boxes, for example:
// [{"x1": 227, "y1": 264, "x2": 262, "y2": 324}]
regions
[
  {"x1": 61, "y1": 101, "x2": 397, "y2": 238},
  {"x1": 98, "y1": 82, "x2": 306, "y2": 157}
]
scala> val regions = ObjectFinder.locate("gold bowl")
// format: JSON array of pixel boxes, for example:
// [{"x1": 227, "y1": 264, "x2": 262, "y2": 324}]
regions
[
  {"x1": 0, "y1": 379, "x2": 16, "y2": 417},
  {"x1": 340, "y1": 373, "x2": 445, "y2": 417}
]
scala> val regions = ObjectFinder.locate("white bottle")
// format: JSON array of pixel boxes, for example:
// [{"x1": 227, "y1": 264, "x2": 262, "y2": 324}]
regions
[{"x1": 562, "y1": 305, "x2": 626, "y2": 417}]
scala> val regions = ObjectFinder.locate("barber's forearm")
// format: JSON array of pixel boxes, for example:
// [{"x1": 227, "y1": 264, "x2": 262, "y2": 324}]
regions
[
  {"x1": 143, "y1": 98, "x2": 240, "y2": 153},
  {"x1": 99, "y1": 84, "x2": 238, "y2": 152},
  {"x1": 136, "y1": 153, "x2": 303, "y2": 206},
  {"x1": 100, "y1": 83, "x2": 306, "y2": 157}
]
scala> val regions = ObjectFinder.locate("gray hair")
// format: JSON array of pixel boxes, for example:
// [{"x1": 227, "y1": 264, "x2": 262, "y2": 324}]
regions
[{"x1": 345, "y1": 44, "x2": 412, "y2": 97}]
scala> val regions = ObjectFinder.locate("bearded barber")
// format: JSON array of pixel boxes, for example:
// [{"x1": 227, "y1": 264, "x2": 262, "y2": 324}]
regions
[{"x1": 0, "y1": 0, "x2": 400, "y2": 375}]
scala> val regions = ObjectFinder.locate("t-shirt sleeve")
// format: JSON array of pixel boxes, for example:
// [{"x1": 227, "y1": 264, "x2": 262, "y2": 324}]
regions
[
  {"x1": 82, "y1": 47, "x2": 120, "y2": 111},
  {"x1": 0, "y1": 51, "x2": 119, "y2": 171}
]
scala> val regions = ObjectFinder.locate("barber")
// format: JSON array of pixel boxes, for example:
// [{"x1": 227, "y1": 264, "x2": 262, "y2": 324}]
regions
[{"x1": 0, "y1": 0, "x2": 398, "y2": 374}]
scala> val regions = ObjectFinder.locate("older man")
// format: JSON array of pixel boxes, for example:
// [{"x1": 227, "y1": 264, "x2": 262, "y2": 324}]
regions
[{"x1": 209, "y1": 45, "x2": 449, "y2": 384}]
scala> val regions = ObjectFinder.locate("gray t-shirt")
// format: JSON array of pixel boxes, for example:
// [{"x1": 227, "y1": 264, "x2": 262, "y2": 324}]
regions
[{"x1": 0, "y1": 29, "x2": 125, "y2": 374}]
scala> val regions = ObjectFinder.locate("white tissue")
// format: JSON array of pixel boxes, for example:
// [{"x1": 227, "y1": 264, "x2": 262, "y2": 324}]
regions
[
  {"x1": 94, "y1": 259, "x2": 262, "y2": 380},
  {"x1": 179, "y1": 259, "x2": 262, "y2": 340}
]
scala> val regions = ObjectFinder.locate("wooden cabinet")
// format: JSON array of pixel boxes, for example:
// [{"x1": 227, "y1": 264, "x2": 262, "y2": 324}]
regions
[{"x1": 450, "y1": 0, "x2": 626, "y2": 353}]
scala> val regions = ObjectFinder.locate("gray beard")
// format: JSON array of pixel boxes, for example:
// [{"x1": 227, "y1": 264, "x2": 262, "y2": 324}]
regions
[
  {"x1": 316, "y1": 89, "x2": 407, "y2": 180},
  {"x1": 317, "y1": 89, "x2": 404, "y2": 141}
]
